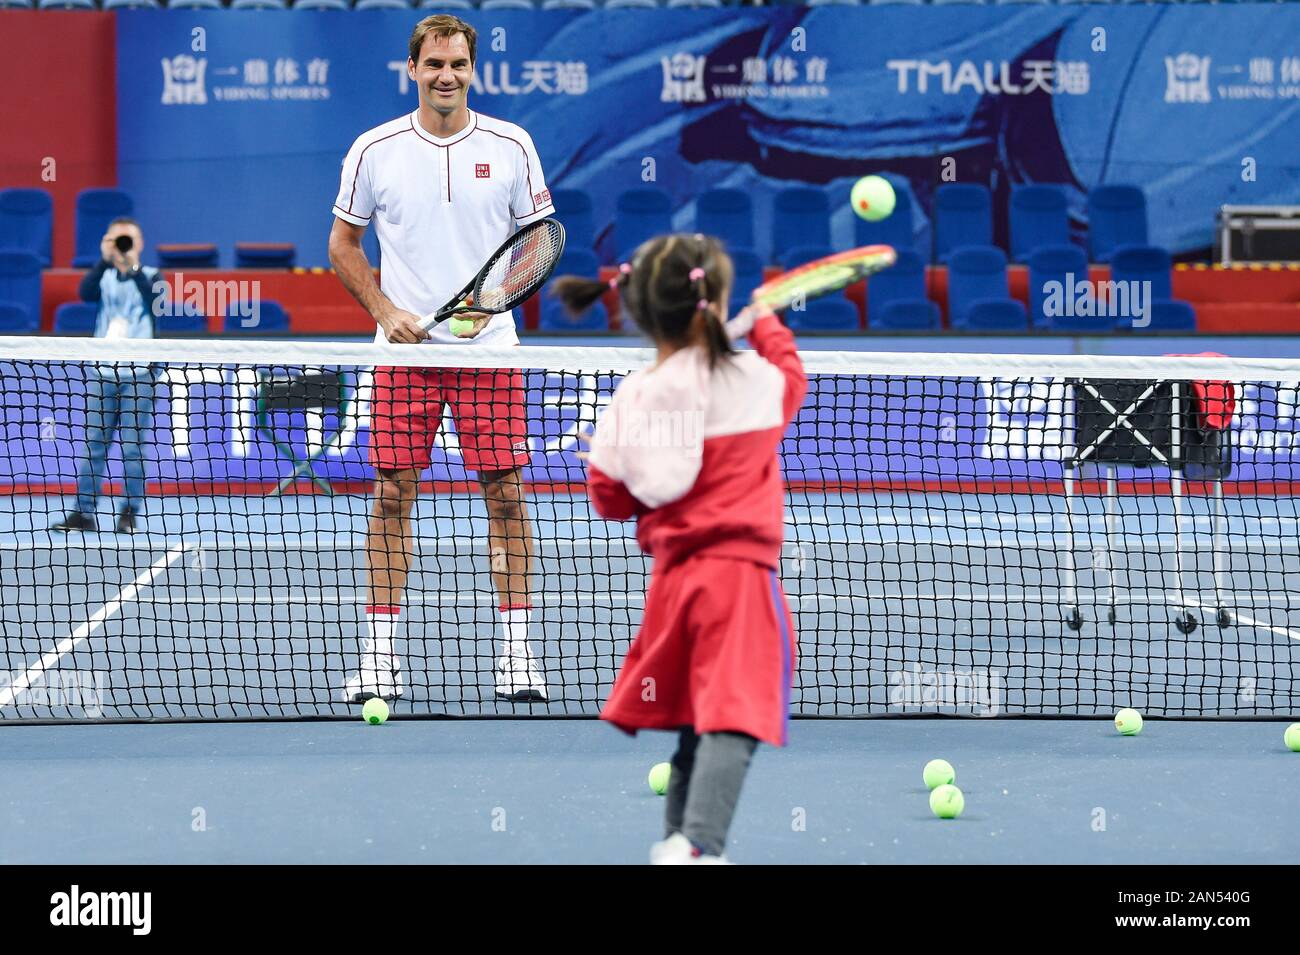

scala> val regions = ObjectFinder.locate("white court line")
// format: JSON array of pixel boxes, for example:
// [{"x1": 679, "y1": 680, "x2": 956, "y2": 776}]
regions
[
  {"x1": 1183, "y1": 599, "x2": 1300, "y2": 643},
  {"x1": 0, "y1": 543, "x2": 189, "y2": 708}
]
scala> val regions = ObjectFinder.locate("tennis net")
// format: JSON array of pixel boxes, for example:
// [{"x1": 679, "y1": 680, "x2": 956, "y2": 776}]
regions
[{"x1": 2, "y1": 336, "x2": 1298, "y2": 722}]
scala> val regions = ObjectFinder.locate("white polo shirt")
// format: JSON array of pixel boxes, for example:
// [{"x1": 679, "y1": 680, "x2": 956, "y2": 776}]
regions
[{"x1": 332, "y1": 109, "x2": 556, "y2": 346}]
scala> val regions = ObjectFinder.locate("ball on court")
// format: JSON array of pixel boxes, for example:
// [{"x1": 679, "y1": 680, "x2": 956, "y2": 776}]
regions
[
  {"x1": 362, "y1": 698, "x2": 389, "y2": 725},
  {"x1": 449, "y1": 316, "x2": 477, "y2": 338},
  {"x1": 923, "y1": 758, "x2": 955, "y2": 790},
  {"x1": 850, "y1": 175, "x2": 896, "y2": 222},
  {"x1": 648, "y1": 762, "x2": 671, "y2": 795},
  {"x1": 929, "y1": 784, "x2": 964, "y2": 819},
  {"x1": 1285, "y1": 723, "x2": 1300, "y2": 752},
  {"x1": 1115, "y1": 708, "x2": 1143, "y2": 736}
]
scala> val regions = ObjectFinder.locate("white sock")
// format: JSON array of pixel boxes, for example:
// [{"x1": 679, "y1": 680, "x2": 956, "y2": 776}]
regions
[
  {"x1": 365, "y1": 605, "x2": 400, "y2": 658},
  {"x1": 500, "y1": 607, "x2": 532, "y2": 659}
]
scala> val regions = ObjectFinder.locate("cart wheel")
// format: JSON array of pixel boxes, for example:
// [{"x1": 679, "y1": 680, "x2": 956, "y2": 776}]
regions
[
  {"x1": 1065, "y1": 607, "x2": 1084, "y2": 631},
  {"x1": 1174, "y1": 610, "x2": 1198, "y2": 634},
  {"x1": 1107, "y1": 606, "x2": 1117, "y2": 626},
  {"x1": 1216, "y1": 608, "x2": 1235, "y2": 628}
]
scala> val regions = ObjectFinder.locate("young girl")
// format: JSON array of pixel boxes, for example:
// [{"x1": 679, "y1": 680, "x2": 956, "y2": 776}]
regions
[{"x1": 553, "y1": 233, "x2": 807, "y2": 864}]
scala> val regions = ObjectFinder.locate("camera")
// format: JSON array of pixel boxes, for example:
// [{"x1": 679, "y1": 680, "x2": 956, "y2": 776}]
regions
[{"x1": 114, "y1": 235, "x2": 134, "y2": 254}]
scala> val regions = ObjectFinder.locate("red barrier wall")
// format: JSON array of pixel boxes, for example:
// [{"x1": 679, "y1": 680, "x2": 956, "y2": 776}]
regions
[{"x1": 0, "y1": 11, "x2": 117, "y2": 267}]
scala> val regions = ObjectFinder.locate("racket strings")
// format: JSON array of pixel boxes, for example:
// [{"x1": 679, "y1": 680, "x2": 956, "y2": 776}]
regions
[{"x1": 479, "y1": 222, "x2": 565, "y2": 310}]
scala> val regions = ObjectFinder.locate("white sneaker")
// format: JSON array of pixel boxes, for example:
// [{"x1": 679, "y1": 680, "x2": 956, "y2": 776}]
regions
[
  {"x1": 649, "y1": 833, "x2": 732, "y2": 865},
  {"x1": 343, "y1": 652, "x2": 405, "y2": 702},
  {"x1": 493, "y1": 652, "x2": 548, "y2": 702}
]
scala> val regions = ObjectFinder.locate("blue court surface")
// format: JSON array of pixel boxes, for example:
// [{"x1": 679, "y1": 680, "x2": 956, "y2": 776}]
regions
[
  {"x1": 1, "y1": 491, "x2": 1297, "y2": 862},
  {"x1": 1, "y1": 718, "x2": 1297, "y2": 864}
]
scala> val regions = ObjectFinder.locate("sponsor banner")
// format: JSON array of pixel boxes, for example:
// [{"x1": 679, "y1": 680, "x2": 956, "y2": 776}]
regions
[
  {"x1": 116, "y1": 7, "x2": 1300, "y2": 265},
  {"x1": 5, "y1": 362, "x2": 1300, "y2": 490}
]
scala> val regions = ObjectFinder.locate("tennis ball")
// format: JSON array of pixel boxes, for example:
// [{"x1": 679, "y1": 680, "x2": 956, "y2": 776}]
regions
[
  {"x1": 923, "y1": 758, "x2": 955, "y2": 790},
  {"x1": 362, "y1": 697, "x2": 389, "y2": 725},
  {"x1": 929, "y1": 784, "x2": 964, "y2": 819},
  {"x1": 648, "y1": 761, "x2": 671, "y2": 795},
  {"x1": 851, "y1": 175, "x2": 896, "y2": 222},
  {"x1": 449, "y1": 316, "x2": 477, "y2": 338},
  {"x1": 1285, "y1": 723, "x2": 1300, "y2": 752},
  {"x1": 1115, "y1": 708, "x2": 1143, "y2": 736}
]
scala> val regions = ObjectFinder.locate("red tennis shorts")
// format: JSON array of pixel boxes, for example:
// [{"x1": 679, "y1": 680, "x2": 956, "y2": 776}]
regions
[{"x1": 369, "y1": 366, "x2": 530, "y2": 474}]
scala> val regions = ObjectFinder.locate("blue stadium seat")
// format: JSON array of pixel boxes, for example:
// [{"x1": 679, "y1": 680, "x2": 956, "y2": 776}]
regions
[
  {"x1": 1009, "y1": 184, "x2": 1068, "y2": 263},
  {"x1": 868, "y1": 0, "x2": 923, "y2": 5},
  {"x1": 786, "y1": 299, "x2": 860, "y2": 333},
  {"x1": 235, "y1": 243, "x2": 296, "y2": 268},
  {"x1": 542, "y1": 0, "x2": 595, "y2": 8},
  {"x1": 1027, "y1": 245, "x2": 1103, "y2": 332},
  {"x1": 947, "y1": 246, "x2": 1026, "y2": 331},
  {"x1": 230, "y1": 0, "x2": 289, "y2": 9},
  {"x1": 727, "y1": 248, "x2": 763, "y2": 315},
  {"x1": 158, "y1": 304, "x2": 208, "y2": 337},
  {"x1": 225, "y1": 300, "x2": 290, "y2": 336},
  {"x1": 931, "y1": 0, "x2": 985, "y2": 5},
  {"x1": 0, "y1": 0, "x2": 35, "y2": 8},
  {"x1": 1109, "y1": 245, "x2": 1195, "y2": 332},
  {"x1": 103, "y1": 0, "x2": 158, "y2": 8},
  {"x1": 0, "y1": 304, "x2": 37, "y2": 335},
  {"x1": 853, "y1": 174, "x2": 914, "y2": 256},
  {"x1": 666, "y1": 0, "x2": 721, "y2": 7},
  {"x1": 295, "y1": 0, "x2": 350, "y2": 9},
  {"x1": 156, "y1": 244, "x2": 219, "y2": 268},
  {"x1": 1087, "y1": 184, "x2": 1148, "y2": 263},
  {"x1": 614, "y1": 187, "x2": 672, "y2": 262},
  {"x1": 934, "y1": 183, "x2": 992, "y2": 263},
  {"x1": 552, "y1": 189, "x2": 595, "y2": 249},
  {"x1": 74, "y1": 189, "x2": 134, "y2": 269},
  {"x1": 355, "y1": 0, "x2": 413, "y2": 7},
  {"x1": 37, "y1": 0, "x2": 96, "y2": 8},
  {"x1": 168, "y1": 0, "x2": 222, "y2": 8},
  {"x1": 868, "y1": 250, "x2": 940, "y2": 331},
  {"x1": 772, "y1": 188, "x2": 830, "y2": 264},
  {"x1": 419, "y1": 0, "x2": 472, "y2": 6},
  {"x1": 696, "y1": 188, "x2": 755, "y2": 253},
  {"x1": 0, "y1": 252, "x2": 43, "y2": 335},
  {"x1": 481, "y1": 0, "x2": 535, "y2": 8},
  {"x1": 54, "y1": 302, "x2": 99, "y2": 337},
  {"x1": 605, "y1": 0, "x2": 659, "y2": 8},
  {"x1": 808, "y1": 0, "x2": 860, "y2": 5},
  {"x1": 0, "y1": 189, "x2": 53, "y2": 268}
]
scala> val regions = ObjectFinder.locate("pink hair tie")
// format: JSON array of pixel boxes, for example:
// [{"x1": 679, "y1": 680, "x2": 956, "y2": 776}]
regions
[
  {"x1": 609, "y1": 262, "x2": 632, "y2": 289},
  {"x1": 688, "y1": 267, "x2": 705, "y2": 282},
  {"x1": 697, "y1": 299, "x2": 709, "y2": 311}
]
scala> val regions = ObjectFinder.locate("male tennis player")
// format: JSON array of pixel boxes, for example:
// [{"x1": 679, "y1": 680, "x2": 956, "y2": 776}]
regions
[{"x1": 329, "y1": 14, "x2": 555, "y2": 703}]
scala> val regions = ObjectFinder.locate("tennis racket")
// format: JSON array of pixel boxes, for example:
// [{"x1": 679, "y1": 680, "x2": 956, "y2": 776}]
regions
[
  {"x1": 751, "y1": 244, "x2": 897, "y2": 312},
  {"x1": 419, "y1": 217, "x2": 566, "y2": 330}
]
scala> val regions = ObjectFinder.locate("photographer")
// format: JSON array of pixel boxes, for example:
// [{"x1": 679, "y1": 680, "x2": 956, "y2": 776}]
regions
[{"x1": 52, "y1": 218, "x2": 164, "y2": 535}]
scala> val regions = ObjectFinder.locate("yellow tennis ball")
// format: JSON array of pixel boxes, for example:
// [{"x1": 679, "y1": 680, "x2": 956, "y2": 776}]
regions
[
  {"x1": 929, "y1": 784, "x2": 964, "y2": 819},
  {"x1": 449, "y1": 316, "x2": 477, "y2": 337},
  {"x1": 851, "y1": 175, "x2": 896, "y2": 222},
  {"x1": 923, "y1": 758, "x2": 955, "y2": 790},
  {"x1": 1284, "y1": 723, "x2": 1300, "y2": 752},
  {"x1": 1115, "y1": 708, "x2": 1143, "y2": 736},
  {"x1": 362, "y1": 698, "x2": 389, "y2": 725},
  {"x1": 648, "y1": 762, "x2": 671, "y2": 795}
]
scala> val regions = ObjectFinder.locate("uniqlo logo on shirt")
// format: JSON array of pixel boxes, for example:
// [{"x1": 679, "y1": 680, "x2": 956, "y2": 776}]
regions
[
  {"x1": 475, "y1": 163, "x2": 491, "y2": 179},
  {"x1": 534, "y1": 188, "x2": 551, "y2": 207}
]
